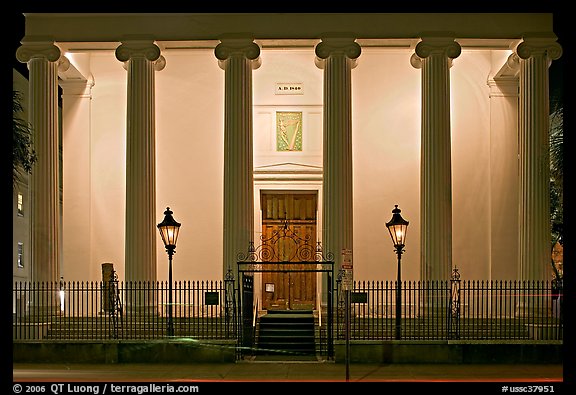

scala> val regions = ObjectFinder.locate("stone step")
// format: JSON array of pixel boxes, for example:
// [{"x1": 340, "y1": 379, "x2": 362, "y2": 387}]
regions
[{"x1": 256, "y1": 310, "x2": 316, "y2": 356}]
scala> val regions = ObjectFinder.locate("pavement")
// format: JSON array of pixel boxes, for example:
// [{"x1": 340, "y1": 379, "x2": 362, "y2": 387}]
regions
[{"x1": 13, "y1": 360, "x2": 565, "y2": 386}]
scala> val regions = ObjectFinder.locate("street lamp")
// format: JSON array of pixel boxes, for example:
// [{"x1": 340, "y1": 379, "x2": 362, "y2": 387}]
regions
[
  {"x1": 157, "y1": 207, "x2": 181, "y2": 337},
  {"x1": 385, "y1": 204, "x2": 409, "y2": 340}
]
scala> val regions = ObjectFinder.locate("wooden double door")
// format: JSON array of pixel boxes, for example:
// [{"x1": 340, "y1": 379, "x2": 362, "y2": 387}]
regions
[{"x1": 260, "y1": 192, "x2": 317, "y2": 311}]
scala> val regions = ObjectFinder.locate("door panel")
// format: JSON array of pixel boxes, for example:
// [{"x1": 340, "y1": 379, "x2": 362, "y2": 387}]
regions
[{"x1": 261, "y1": 193, "x2": 317, "y2": 310}]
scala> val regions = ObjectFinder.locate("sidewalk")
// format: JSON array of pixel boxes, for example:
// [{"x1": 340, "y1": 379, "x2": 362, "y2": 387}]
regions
[{"x1": 13, "y1": 361, "x2": 564, "y2": 383}]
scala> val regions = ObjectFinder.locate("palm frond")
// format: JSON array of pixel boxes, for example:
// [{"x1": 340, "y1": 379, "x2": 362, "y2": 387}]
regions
[{"x1": 12, "y1": 90, "x2": 37, "y2": 188}]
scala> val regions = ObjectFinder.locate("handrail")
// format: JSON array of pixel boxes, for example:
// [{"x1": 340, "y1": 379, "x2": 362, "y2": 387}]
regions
[
  {"x1": 317, "y1": 288, "x2": 321, "y2": 327},
  {"x1": 252, "y1": 299, "x2": 258, "y2": 328}
]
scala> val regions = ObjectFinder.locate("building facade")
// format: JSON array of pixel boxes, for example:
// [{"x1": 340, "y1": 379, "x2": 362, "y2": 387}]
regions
[{"x1": 13, "y1": 13, "x2": 562, "y2": 312}]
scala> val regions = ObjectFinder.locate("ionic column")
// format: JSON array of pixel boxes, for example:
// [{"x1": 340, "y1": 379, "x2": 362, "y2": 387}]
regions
[
  {"x1": 215, "y1": 36, "x2": 261, "y2": 279},
  {"x1": 315, "y1": 36, "x2": 361, "y2": 274},
  {"x1": 16, "y1": 39, "x2": 64, "y2": 286},
  {"x1": 514, "y1": 35, "x2": 562, "y2": 282},
  {"x1": 115, "y1": 39, "x2": 166, "y2": 285},
  {"x1": 410, "y1": 35, "x2": 461, "y2": 282}
]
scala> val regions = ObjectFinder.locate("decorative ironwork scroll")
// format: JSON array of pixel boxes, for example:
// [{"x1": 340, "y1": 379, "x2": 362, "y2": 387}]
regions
[
  {"x1": 237, "y1": 219, "x2": 334, "y2": 270},
  {"x1": 448, "y1": 267, "x2": 461, "y2": 339},
  {"x1": 107, "y1": 269, "x2": 123, "y2": 339}
]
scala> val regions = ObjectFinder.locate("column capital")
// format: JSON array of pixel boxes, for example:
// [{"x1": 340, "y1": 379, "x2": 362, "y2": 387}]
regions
[
  {"x1": 121, "y1": 55, "x2": 166, "y2": 72},
  {"x1": 411, "y1": 34, "x2": 461, "y2": 69},
  {"x1": 314, "y1": 36, "x2": 361, "y2": 61},
  {"x1": 215, "y1": 37, "x2": 261, "y2": 70},
  {"x1": 514, "y1": 34, "x2": 562, "y2": 61},
  {"x1": 115, "y1": 38, "x2": 162, "y2": 62},
  {"x1": 215, "y1": 36, "x2": 261, "y2": 60},
  {"x1": 16, "y1": 38, "x2": 61, "y2": 63}
]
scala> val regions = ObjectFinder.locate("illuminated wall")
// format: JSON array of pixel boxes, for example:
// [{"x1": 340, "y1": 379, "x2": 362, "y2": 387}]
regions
[{"x1": 61, "y1": 46, "x2": 516, "y2": 283}]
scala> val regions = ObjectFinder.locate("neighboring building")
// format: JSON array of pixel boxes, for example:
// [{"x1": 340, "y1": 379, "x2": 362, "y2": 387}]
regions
[
  {"x1": 12, "y1": 68, "x2": 63, "y2": 288},
  {"x1": 13, "y1": 69, "x2": 31, "y2": 286},
  {"x1": 13, "y1": 13, "x2": 562, "y2": 313}
]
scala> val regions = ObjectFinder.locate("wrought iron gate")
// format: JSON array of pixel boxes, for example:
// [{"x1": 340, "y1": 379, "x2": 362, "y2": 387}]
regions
[{"x1": 235, "y1": 221, "x2": 334, "y2": 360}]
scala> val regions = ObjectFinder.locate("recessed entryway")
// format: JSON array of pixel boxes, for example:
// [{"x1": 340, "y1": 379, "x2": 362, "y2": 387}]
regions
[{"x1": 260, "y1": 191, "x2": 318, "y2": 311}]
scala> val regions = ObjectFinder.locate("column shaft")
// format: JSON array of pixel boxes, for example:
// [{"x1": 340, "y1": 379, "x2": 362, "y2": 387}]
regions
[
  {"x1": 16, "y1": 41, "x2": 62, "y2": 320},
  {"x1": 29, "y1": 57, "x2": 61, "y2": 284},
  {"x1": 126, "y1": 58, "x2": 157, "y2": 282},
  {"x1": 215, "y1": 38, "x2": 260, "y2": 278},
  {"x1": 315, "y1": 38, "x2": 361, "y2": 274},
  {"x1": 411, "y1": 36, "x2": 461, "y2": 282},
  {"x1": 116, "y1": 40, "x2": 164, "y2": 284},
  {"x1": 16, "y1": 42, "x2": 62, "y2": 285},
  {"x1": 515, "y1": 36, "x2": 562, "y2": 282}
]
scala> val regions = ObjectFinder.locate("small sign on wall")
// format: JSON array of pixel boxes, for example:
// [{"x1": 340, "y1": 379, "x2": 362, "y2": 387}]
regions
[
  {"x1": 341, "y1": 249, "x2": 353, "y2": 291},
  {"x1": 275, "y1": 82, "x2": 303, "y2": 95},
  {"x1": 204, "y1": 291, "x2": 219, "y2": 306},
  {"x1": 351, "y1": 292, "x2": 367, "y2": 304}
]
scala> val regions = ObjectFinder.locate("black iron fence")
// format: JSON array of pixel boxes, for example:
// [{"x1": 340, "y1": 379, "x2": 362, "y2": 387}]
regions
[
  {"x1": 335, "y1": 273, "x2": 563, "y2": 340},
  {"x1": 13, "y1": 279, "x2": 237, "y2": 341},
  {"x1": 13, "y1": 275, "x2": 562, "y2": 342}
]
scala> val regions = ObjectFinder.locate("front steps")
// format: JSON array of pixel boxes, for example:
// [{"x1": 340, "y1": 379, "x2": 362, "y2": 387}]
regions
[{"x1": 255, "y1": 310, "x2": 316, "y2": 359}]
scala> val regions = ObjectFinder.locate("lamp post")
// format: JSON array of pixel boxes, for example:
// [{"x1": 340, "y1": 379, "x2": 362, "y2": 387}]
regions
[
  {"x1": 157, "y1": 207, "x2": 181, "y2": 337},
  {"x1": 385, "y1": 205, "x2": 409, "y2": 340}
]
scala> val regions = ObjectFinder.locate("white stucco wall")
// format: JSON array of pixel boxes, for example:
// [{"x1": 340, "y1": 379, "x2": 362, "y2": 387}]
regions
[
  {"x1": 155, "y1": 49, "x2": 224, "y2": 281},
  {"x1": 352, "y1": 48, "x2": 421, "y2": 281},
  {"x1": 61, "y1": 45, "x2": 509, "y2": 284},
  {"x1": 451, "y1": 50, "x2": 492, "y2": 280},
  {"x1": 88, "y1": 52, "x2": 127, "y2": 282},
  {"x1": 351, "y1": 48, "x2": 494, "y2": 281},
  {"x1": 75, "y1": 49, "x2": 226, "y2": 283},
  {"x1": 253, "y1": 49, "x2": 324, "y2": 170}
]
